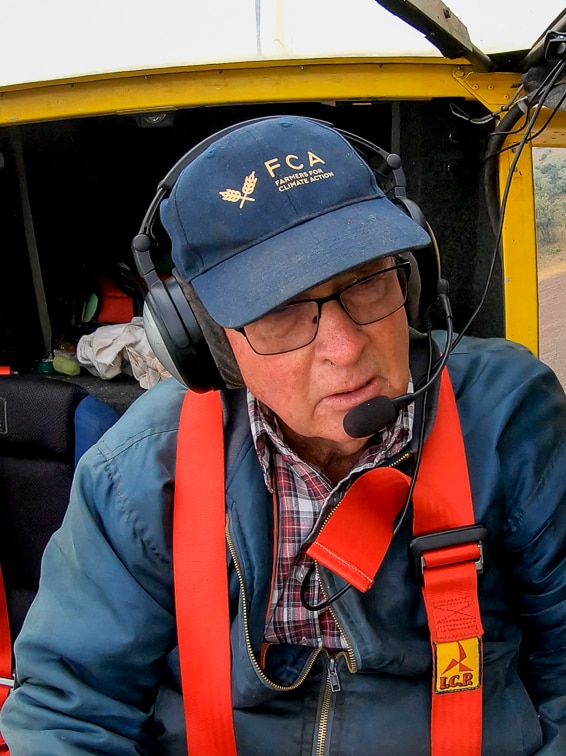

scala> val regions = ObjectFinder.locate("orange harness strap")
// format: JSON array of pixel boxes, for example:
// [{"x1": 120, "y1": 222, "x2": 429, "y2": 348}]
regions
[
  {"x1": 413, "y1": 369, "x2": 484, "y2": 756},
  {"x1": 174, "y1": 390, "x2": 237, "y2": 756},
  {"x1": 175, "y1": 370, "x2": 484, "y2": 755},
  {"x1": 0, "y1": 564, "x2": 13, "y2": 752}
]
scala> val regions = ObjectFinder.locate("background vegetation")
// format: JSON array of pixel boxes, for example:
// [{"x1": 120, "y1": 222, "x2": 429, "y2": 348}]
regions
[{"x1": 534, "y1": 147, "x2": 566, "y2": 257}]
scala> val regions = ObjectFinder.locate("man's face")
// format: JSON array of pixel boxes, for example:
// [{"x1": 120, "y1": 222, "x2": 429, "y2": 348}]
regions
[{"x1": 225, "y1": 257, "x2": 410, "y2": 462}]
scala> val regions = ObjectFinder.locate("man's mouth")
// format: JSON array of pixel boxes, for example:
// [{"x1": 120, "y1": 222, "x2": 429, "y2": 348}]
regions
[{"x1": 323, "y1": 377, "x2": 381, "y2": 408}]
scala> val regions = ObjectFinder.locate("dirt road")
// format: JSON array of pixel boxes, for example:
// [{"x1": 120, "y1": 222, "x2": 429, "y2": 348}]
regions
[{"x1": 539, "y1": 269, "x2": 566, "y2": 388}]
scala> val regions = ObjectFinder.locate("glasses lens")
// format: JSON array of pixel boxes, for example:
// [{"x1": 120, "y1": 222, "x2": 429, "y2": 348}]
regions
[
  {"x1": 244, "y1": 300, "x2": 319, "y2": 355},
  {"x1": 341, "y1": 264, "x2": 408, "y2": 325}
]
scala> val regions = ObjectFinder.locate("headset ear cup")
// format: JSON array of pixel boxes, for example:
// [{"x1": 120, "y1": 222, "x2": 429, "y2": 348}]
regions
[
  {"x1": 142, "y1": 277, "x2": 225, "y2": 392},
  {"x1": 143, "y1": 300, "x2": 188, "y2": 387},
  {"x1": 395, "y1": 197, "x2": 441, "y2": 321}
]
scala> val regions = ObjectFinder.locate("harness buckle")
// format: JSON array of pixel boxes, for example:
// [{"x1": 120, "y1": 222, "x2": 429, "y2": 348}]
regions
[{"x1": 409, "y1": 524, "x2": 489, "y2": 586}]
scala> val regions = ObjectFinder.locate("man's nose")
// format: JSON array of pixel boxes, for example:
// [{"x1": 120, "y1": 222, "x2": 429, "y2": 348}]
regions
[{"x1": 314, "y1": 300, "x2": 367, "y2": 363}]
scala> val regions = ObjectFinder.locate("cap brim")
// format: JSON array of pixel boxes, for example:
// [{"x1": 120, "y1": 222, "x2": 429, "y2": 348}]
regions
[{"x1": 193, "y1": 196, "x2": 431, "y2": 328}]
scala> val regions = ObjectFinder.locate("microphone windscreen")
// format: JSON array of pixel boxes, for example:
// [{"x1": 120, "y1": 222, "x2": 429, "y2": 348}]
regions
[{"x1": 343, "y1": 396, "x2": 397, "y2": 438}]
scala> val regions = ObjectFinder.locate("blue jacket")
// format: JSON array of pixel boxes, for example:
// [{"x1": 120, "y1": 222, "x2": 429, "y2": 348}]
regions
[{"x1": 2, "y1": 335, "x2": 566, "y2": 755}]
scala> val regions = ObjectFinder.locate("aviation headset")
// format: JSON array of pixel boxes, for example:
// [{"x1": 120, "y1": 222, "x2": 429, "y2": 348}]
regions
[{"x1": 131, "y1": 116, "x2": 442, "y2": 393}]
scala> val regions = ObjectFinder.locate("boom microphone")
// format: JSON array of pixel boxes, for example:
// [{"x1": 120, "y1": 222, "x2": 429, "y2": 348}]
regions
[
  {"x1": 343, "y1": 280, "x2": 453, "y2": 439},
  {"x1": 344, "y1": 395, "x2": 408, "y2": 438}
]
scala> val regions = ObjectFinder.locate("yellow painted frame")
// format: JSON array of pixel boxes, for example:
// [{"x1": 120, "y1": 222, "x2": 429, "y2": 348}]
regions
[
  {"x1": 0, "y1": 58, "x2": 518, "y2": 125},
  {"x1": 499, "y1": 145, "x2": 538, "y2": 354},
  {"x1": 0, "y1": 55, "x2": 549, "y2": 349}
]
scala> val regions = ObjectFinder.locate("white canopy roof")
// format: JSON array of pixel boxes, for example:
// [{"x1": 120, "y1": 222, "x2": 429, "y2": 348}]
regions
[{"x1": 1, "y1": 0, "x2": 564, "y2": 88}]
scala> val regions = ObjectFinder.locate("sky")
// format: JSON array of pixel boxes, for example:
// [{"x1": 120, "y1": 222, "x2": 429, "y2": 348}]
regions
[
  {"x1": 447, "y1": 0, "x2": 564, "y2": 53},
  {"x1": 1, "y1": 0, "x2": 565, "y2": 88}
]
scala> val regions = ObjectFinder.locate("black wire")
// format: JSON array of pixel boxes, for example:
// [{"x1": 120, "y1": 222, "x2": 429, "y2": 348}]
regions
[
  {"x1": 300, "y1": 562, "x2": 351, "y2": 612},
  {"x1": 480, "y1": 60, "x2": 566, "y2": 195},
  {"x1": 392, "y1": 325, "x2": 434, "y2": 539},
  {"x1": 449, "y1": 84, "x2": 526, "y2": 126},
  {"x1": 449, "y1": 102, "x2": 498, "y2": 126},
  {"x1": 453, "y1": 57, "x2": 566, "y2": 350},
  {"x1": 484, "y1": 77, "x2": 566, "y2": 161},
  {"x1": 484, "y1": 104, "x2": 530, "y2": 142},
  {"x1": 450, "y1": 60, "x2": 564, "y2": 139},
  {"x1": 482, "y1": 104, "x2": 527, "y2": 234},
  {"x1": 521, "y1": 59, "x2": 566, "y2": 112},
  {"x1": 527, "y1": 85, "x2": 566, "y2": 141}
]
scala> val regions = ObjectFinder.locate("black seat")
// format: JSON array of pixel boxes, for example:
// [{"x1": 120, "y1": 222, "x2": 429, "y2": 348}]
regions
[{"x1": 0, "y1": 374, "x2": 119, "y2": 638}]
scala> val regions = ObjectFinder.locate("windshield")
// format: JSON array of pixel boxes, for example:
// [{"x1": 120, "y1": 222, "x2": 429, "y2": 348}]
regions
[{"x1": 2, "y1": 0, "x2": 564, "y2": 88}]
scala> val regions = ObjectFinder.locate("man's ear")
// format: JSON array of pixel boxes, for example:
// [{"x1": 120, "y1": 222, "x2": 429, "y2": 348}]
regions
[
  {"x1": 403, "y1": 252, "x2": 422, "y2": 328},
  {"x1": 176, "y1": 274, "x2": 245, "y2": 389}
]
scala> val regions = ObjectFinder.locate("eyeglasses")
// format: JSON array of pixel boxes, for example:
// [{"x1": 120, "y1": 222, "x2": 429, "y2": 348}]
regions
[{"x1": 236, "y1": 258, "x2": 411, "y2": 355}]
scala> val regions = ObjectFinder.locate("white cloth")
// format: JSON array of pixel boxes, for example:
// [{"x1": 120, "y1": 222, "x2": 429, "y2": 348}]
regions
[{"x1": 76, "y1": 317, "x2": 170, "y2": 389}]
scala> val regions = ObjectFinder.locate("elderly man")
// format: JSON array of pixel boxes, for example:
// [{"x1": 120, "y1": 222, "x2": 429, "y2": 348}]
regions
[{"x1": 2, "y1": 116, "x2": 565, "y2": 755}]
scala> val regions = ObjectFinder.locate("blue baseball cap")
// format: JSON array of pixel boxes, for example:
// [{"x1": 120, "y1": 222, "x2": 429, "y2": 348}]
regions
[{"x1": 161, "y1": 116, "x2": 430, "y2": 328}]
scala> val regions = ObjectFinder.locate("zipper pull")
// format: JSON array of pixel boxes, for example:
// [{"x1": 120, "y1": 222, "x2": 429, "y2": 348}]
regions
[{"x1": 328, "y1": 656, "x2": 341, "y2": 693}]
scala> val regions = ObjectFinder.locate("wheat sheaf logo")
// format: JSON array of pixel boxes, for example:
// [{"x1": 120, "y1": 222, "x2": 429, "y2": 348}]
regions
[{"x1": 219, "y1": 171, "x2": 257, "y2": 208}]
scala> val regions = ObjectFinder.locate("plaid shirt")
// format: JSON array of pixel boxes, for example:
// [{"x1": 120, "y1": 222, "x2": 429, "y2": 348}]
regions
[{"x1": 248, "y1": 385, "x2": 413, "y2": 651}]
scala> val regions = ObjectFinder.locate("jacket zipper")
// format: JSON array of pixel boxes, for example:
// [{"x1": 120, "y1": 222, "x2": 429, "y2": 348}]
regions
[
  {"x1": 312, "y1": 449, "x2": 414, "y2": 751},
  {"x1": 315, "y1": 653, "x2": 345, "y2": 756},
  {"x1": 389, "y1": 450, "x2": 413, "y2": 470},
  {"x1": 226, "y1": 521, "x2": 321, "y2": 691},
  {"x1": 316, "y1": 563, "x2": 357, "y2": 672},
  {"x1": 311, "y1": 569, "x2": 354, "y2": 755}
]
